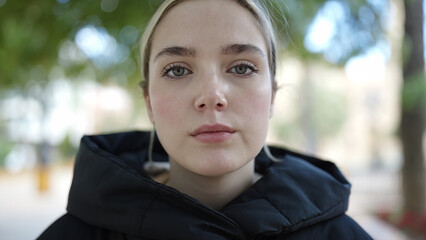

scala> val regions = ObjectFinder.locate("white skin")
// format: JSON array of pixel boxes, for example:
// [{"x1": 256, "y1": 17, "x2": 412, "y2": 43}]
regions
[{"x1": 145, "y1": 0, "x2": 274, "y2": 210}]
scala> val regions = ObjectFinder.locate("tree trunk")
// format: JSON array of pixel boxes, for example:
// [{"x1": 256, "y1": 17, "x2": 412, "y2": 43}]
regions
[{"x1": 400, "y1": 0, "x2": 425, "y2": 213}]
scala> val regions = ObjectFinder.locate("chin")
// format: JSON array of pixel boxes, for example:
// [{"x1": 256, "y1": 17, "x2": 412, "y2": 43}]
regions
[{"x1": 190, "y1": 155, "x2": 251, "y2": 177}]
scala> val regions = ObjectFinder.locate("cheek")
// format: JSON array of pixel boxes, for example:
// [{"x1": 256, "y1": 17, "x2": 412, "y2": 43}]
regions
[
  {"x1": 240, "y1": 87, "x2": 272, "y2": 120},
  {"x1": 237, "y1": 86, "x2": 272, "y2": 145},
  {"x1": 151, "y1": 94, "x2": 184, "y2": 125}
]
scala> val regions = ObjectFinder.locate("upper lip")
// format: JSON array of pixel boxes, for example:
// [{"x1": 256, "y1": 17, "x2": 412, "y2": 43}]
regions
[{"x1": 191, "y1": 124, "x2": 235, "y2": 136}]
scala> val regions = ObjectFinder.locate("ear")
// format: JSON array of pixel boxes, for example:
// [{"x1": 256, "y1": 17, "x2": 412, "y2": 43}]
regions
[{"x1": 143, "y1": 90, "x2": 155, "y2": 124}]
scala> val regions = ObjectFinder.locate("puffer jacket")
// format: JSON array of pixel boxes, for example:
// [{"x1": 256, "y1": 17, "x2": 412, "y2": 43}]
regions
[{"x1": 38, "y1": 131, "x2": 372, "y2": 239}]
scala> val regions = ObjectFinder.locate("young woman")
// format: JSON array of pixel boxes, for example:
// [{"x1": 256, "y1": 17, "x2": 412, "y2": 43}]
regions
[{"x1": 39, "y1": 0, "x2": 372, "y2": 239}]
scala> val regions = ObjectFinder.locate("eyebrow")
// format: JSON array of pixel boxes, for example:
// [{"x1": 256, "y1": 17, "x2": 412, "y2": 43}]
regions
[
  {"x1": 221, "y1": 43, "x2": 265, "y2": 57},
  {"x1": 153, "y1": 46, "x2": 196, "y2": 62},
  {"x1": 153, "y1": 43, "x2": 265, "y2": 62}
]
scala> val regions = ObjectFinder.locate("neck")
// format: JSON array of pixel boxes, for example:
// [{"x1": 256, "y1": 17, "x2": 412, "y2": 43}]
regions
[{"x1": 167, "y1": 160, "x2": 255, "y2": 210}]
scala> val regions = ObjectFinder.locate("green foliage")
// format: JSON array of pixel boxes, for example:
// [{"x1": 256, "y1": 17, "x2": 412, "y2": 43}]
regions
[
  {"x1": 402, "y1": 72, "x2": 426, "y2": 111},
  {"x1": 311, "y1": 84, "x2": 347, "y2": 136},
  {"x1": 0, "y1": 0, "x2": 387, "y2": 91},
  {"x1": 272, "y1": 120, "x2": 303, "y2": 146},
  {"x1": 271, "y1": 81, "x2": 347, "y2": 144},
  {"x1": 58, "y1": 134, "x2": 78, "y2": 159},
  {"x1": 0, "y1": 0, "x2": 162, "y2": 89},
  {"x1": 0, "y1": 140, "x2": 14, "y2": 167},
  {"x1": 272, "y1": 0, "x2": 386, "y2": 64}
]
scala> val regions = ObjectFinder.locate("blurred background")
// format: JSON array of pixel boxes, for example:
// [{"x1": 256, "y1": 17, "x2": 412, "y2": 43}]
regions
[{"x1": 0, "y1": 0, "x2": 425, "y2": 239}]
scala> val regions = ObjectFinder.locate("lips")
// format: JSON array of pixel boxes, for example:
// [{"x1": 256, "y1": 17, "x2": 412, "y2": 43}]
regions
[{"x1": 191, "y1": 124, "x2": 235, "y2": 143}]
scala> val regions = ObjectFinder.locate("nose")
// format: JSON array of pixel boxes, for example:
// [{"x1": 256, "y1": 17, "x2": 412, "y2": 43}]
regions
[{"x1": 194, "y1": 78, "x2": 227, "y2": 112}]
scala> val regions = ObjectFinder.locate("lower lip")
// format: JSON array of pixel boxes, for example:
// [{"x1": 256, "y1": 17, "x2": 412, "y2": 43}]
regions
[{"x1": 193, "y1": 132, "x2": 234, "y2": 143}]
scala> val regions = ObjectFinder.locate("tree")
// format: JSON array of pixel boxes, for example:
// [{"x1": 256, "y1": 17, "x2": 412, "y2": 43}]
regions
[
  {"x1": 400, "y1": 0, "x2": 425, "y2": 213},
  {"x1": 0, "y1": 0, "x2": 161, "y2": 90},
  {"x1": 279, "y1": 0, "x2": 426, "y2": 217},
  {"x1": 270, "y1": 0, "x2": 387, "y2": 152},
  {"x1": 0, "y1": 0, "x2": 162, "y2": 190}
]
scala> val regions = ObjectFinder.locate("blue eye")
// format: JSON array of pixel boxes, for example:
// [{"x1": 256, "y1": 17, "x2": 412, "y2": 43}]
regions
[
  {"x1": 228, "y1": 63, "x2": 258, "y2": 76},
  {"x1": 234, "y1": 65, "x2": 249, "y2": 74},
  {"x1": 162, "y1": 64, "x2": 191, "y2": 79},
  {"x1": 171, "y1": 67, "x2": 186, "y2": 76}
]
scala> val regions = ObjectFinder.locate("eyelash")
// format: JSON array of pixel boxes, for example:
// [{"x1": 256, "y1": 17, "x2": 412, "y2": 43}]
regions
[
  {"x1": 228, "y1": 62, "x2": 258, "y2": 76},
  {"x1": 161, "y1": 61, "x2": 258, "y2": 79},
  {"x1": 161, "y1": 63, "x2": 191, "y2": 79}
]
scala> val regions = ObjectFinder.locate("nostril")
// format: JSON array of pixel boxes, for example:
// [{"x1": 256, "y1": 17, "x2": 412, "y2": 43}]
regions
[{"x1": 194, "y1": 95, "x2": 227, "y2": 111}]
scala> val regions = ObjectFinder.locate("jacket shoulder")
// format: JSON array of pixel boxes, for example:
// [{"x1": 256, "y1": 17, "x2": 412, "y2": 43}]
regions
[
  {"x1": 322, "y1": 215, "x2": 372, "y2": 239},
  {"x1": 281, "y1": 214, "x2": 373, "y2": 240},
  {"x1": 37, "y1": 214, "x2": 127, "y2": 240}
]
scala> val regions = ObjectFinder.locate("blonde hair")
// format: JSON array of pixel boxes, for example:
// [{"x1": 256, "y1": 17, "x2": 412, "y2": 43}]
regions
[{"x1": 139, "y1": 0, "x2": 278, "y2": 95}]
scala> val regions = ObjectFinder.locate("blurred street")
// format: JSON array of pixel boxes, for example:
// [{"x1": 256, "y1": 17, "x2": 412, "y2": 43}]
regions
[
  {"x1": 348, "y1": 170, "x2": 408, "y2": 240},
  {"x1": 0, "y1": 164, "x2": 409, "y2": 240},
  {"x1": 0, "y1": 165, "x2": 71, "y2": 240}
]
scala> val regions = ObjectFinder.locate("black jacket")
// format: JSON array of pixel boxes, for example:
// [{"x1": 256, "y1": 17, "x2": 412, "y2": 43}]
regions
[{"x1": 38, "y1": 131, "x2": 372, "y2": 239}]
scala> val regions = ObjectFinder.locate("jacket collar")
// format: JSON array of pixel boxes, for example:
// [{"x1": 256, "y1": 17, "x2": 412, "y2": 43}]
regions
[{"x1": 67, "y1": 131, "x2": 350, "y2": 239}]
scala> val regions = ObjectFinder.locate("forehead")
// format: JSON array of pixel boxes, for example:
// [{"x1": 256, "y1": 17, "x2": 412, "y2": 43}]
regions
[{"x1": 150, "y1": 0, "x2": 267, "y2": 57}]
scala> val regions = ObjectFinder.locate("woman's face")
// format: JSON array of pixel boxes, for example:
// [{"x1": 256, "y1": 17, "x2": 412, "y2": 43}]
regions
[{"x1": 146, "y1": 0, "x2": 274, "y2": 177}]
